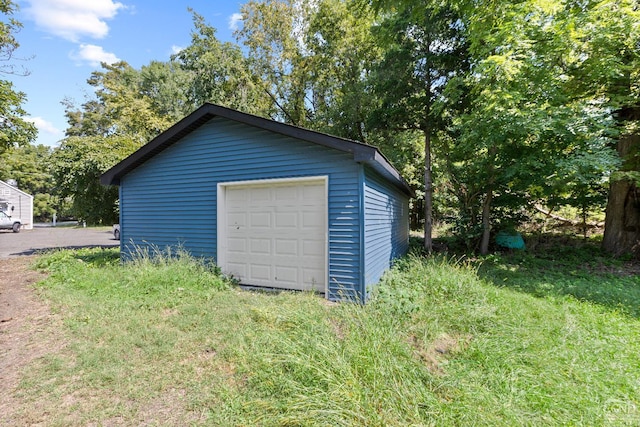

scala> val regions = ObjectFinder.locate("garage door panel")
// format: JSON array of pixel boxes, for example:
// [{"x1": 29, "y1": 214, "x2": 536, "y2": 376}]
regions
[
  {"x1": 275, "y1": 186, "x2": 298, "y2": 201},
  {"x1": 250, "y1": 212, "x2": 271, "y2": 228},
  {"x1": 249, "y1": 264, "x2": 271, "y2": 282},
  {"x1": 275, "y1": 212, "x2": 297, "y2": 228},
  {"x1": 275, "y1": 238, "x2": 298, "y2": 255},
  {"x1": 302, "y1": 269, "x2": 325, "y2": 289},
  {"x1": 250, "y1": 187, "x2": 271, "y2": 202},
  {"x1": 250, "y1": 238, "x2": 271, "y2": 254},
  {"x1": 223, "y1": 178, "x2": 326, "y2": 292},
  {"x1": 302, "y1": 210, "x2": 324, "y2": 228},
  {"x1": 227, "y1": 187, "x2": 249, "y2": 202},
  {"x1": 303, "y1": 185, "x2": 325, "y2": 201},
  {"x1": 227, "y1": 212, "x2": 246, "y2": 227},
  {"x1": 227, "y1": 238, "x2": 247, "y2": 253},
  {"x1": 302, "y1": 239, "x2": 324, "y2": 256},
  {"x1": 274, "y1": 266, "x2": 298, "y2": 283},
  {"x1": 226, "y1": 262, "x2": 247, "y2": 278}
]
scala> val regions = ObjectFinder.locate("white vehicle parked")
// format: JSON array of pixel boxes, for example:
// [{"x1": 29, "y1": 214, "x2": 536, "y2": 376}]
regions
[{"x1": 0, "y1": 211, "x2": 21, "y2": 232}]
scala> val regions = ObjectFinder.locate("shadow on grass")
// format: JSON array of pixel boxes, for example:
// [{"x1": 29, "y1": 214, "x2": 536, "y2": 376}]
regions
[
  {"x1": 34, "y1": 246, "x2": 121, "y2": 269},
  {"x1": 11, "y1": 244, "x2": 119, "y2": 258},
  {"x1": 475, "y1": 240, "x2": 640, "y2": 318},
  {"x1": 414, "y1": 234, "x2": 640, "y2": 318},
  {"x1": 72, "y1": 247, "x2": 120, "y2": 266}
]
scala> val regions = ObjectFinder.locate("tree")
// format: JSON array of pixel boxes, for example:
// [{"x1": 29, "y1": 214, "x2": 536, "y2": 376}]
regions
[
  {"x1": 603, "y1": 131, "x2": 640, "y2": 256},
  {"x1": 368, "y1": 2, "x2": 469, "y2": 251},
  {"x1": 58, "y1": 60, "x2": 191, "y2": 224},
  {"x1": 448, "y1": 0, "x2": 624, "y2": 253},
  {"x1": 564, "y1": 0, "x2": 640, "y2": 256},
  {"x1": 302, "y1": 0, "x2": 381, "y2": 142},
  {"x1": 0, "y1": 0, "x2": 36, "y2": 153},
  {"x1": 139, "y1": 60, "x2": 192, "y2": 122},
  {"x1": 236, "y1": 0, "x2": 313, "y2": 125},
  {"x1": 0, "y1": 143, "x2": 56, "y2": 220},
  {"x1": 86, "y1": 61, "x2": 178, "y2": 142},
  {"x1": 174, "y1": 10, "x2": 271, "y2": 116},
  {"x1": 51, "y1": 135, "x2": 138, "y2": 224}
]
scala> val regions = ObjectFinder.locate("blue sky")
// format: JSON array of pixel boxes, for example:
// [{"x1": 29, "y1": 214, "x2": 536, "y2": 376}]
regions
[{"x1": 9, "y1": 0, "x2": 244, "y2": 147}]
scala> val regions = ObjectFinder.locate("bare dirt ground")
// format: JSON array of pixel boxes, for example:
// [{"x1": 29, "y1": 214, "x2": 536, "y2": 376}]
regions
[
  {"x1": 0, "y1": 228, "x2": 117, "y2": 423},
  {"x1": 0, "y1": 256, "x2": 64, "y2": 425}
]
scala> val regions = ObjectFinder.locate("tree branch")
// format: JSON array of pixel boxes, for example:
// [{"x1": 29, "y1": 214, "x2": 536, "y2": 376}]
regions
[{"x1": 534, "y1": 205, "x2": 604, "y2": 228}]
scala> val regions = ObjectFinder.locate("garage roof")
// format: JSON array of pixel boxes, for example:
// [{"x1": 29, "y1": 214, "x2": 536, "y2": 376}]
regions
[{"x1": 100, "y1": 103, "x2": 412, "y2": 196}]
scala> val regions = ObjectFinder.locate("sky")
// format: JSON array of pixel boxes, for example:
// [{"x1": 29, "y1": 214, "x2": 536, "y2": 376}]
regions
[{"x1": 8, "y1": 0, "x2": 244, "y2": 147}]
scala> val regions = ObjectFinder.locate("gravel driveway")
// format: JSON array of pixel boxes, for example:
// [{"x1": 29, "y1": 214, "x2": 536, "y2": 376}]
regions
[{"x1": 0, "y1": 227, "x2": 119, "y2": 258}]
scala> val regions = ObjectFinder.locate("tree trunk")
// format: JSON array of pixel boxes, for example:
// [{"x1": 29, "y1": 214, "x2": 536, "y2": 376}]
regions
[
  {"x1": 424, "y1": 130, "x2": 433, "y2": 252},
  {"x1": 602, "y1": 130, "x2": 640, "y2": 256},
  {"x1": 423, "y1": 28, "x2": 433, "y2": 254},
  {"x1": 480, "y1": 146, "x2": 497, "y2": 255},
  {"x1": 480, "y1": 186, "x2": 493, "y2": 255}
]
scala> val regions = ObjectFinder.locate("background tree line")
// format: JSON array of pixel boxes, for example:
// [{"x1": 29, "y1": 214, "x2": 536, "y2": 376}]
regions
[{"x1": 1, "y1": 0, "x2": 638, "y2": 257}]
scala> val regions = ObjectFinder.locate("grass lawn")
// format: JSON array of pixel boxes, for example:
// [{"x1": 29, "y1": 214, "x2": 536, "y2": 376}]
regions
[{"x1": 11, "y1": 241, "x2": 640, "y2": 426}]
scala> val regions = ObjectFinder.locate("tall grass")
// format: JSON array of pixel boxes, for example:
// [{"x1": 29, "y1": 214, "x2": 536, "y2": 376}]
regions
[{"x1": 10, "y1": 247, "x2": 640, "y2": 426}]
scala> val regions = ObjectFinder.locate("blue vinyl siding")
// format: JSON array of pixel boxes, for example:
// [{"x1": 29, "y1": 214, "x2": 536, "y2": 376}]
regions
[
  {"x1": 120, "y1": 117, "x2": 362, "y2": 300},
  {"x1": 363, "y1": 165, "x2": 410, "y2": 299}
]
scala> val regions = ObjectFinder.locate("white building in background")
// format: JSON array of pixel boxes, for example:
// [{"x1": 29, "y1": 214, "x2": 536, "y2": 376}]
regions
[{"x1": 0, "y1": 179, "x2": 33, "y2": 230}]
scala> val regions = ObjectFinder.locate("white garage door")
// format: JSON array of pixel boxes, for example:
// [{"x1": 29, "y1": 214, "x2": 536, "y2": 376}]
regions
[{"x1": 218, "y1": 177, "x2": 327, "y2": 293}]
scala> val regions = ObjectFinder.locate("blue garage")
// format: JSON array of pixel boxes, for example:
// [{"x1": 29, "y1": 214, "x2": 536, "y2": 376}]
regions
[{"x1": 101, "y1": 104, "x2": 412, "y2": 301}]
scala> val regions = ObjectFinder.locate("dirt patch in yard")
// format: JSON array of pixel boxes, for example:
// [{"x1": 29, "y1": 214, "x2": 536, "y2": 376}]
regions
[
  {"x1": 0, "y1": 256, "x2": 66, "y2": 425},
  {"x1": 410, "y1": 332, "x2": 472, "y2": 375}
]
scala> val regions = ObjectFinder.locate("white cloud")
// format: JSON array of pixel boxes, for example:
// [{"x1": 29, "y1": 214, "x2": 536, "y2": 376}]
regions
[
  {"x1": 26, "y1": 116, "x2": 61, "y2": 136},
  {"x1": 70, "y1": 44, "x2": 120, "y2": 67},
  {"x1": 171, "y1": 45, "x2": 184, "y2": 55},
  {"x1": 228, "y1": 13, "x2": 243, "y2": 31},
  {"x1": 25, "y1": 0, "x2": 125, "y2": 42}
]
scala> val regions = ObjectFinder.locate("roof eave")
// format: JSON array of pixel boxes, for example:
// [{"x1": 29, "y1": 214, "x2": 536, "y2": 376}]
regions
[{"x1": 354, "y1": 151, "x2": 414, "y2": 197}]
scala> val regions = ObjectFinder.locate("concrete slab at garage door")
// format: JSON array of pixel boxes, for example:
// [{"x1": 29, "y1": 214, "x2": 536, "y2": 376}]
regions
[{"x1": 217, "y1": 176, "x2": 327, "y2": 293}]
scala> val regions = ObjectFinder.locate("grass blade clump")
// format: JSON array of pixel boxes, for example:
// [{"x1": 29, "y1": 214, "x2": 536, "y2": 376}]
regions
[{"x1": 230, "y1": 256, "x2": 492, "y2": 426}]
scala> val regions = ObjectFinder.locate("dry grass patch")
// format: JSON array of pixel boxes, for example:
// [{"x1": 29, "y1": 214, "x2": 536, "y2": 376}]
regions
[{"x1": 411, "y1": 332, "x2": 473, "y2": 375}]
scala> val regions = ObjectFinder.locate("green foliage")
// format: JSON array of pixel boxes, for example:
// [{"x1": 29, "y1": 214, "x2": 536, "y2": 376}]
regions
[
  {"x1": 366, "y1": 2, "x2": 472, "y2": 249},
  {"x1": 32, "y1": 192, "x2": 56, "y2": 220},
  {"x1": 0, "y1": 80, "x2": 36, "y2": 152},
  {"x1": 84, "y1": 61, "x2": 180, "y2": 142},
  {"x1": 173, "y1": 11, "x2": 268, "y2": 116},
  {"x1": 63, "y1": 60, "x2": 192, "y2": 143},
  {"x1": 368, "y1": 0, "x2": 637, "y2": 253},
  {"x1": 56, "y1": 59, "x2": 194, "y2": 223},
  {"x1": 138, "y1": 60, "x2": 192, "y2": 121},
  {"x1": 369, "y1": 3, "x2": 469, "y2": 134},
  {"x1": 39, "y1": 0, "x2": 637, "y2": 251},
  {"x1": 15, "y1": 247, "x2": 639, "y2": 425},
  {"x1": 0, "y1": 144, "x2": 51, "y2": 192},
  {"x1": 0, "y1": 0, "x2": 36, "y2": 153},
  {"x1": 302, "y1": 0, "x2": 381, "y2": 141},
  {"x1": 436, "y1": 0, "x2": 627, "y2": 248},
  {"x1": 0, "y1": 0, "x2": 23, "y2": 68},
  {"x1": 0, "y1": 144, "x2": 56, "y2": 220},
  {"x1": 236, "y1": 0, "x2": 311, "y2": 125},
  {"x1": 566, "y1": 0, "x2": 640, "y2": 116},
  {"x1": 51, "y1": 135, "x2": 138, "y2": 224}
]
